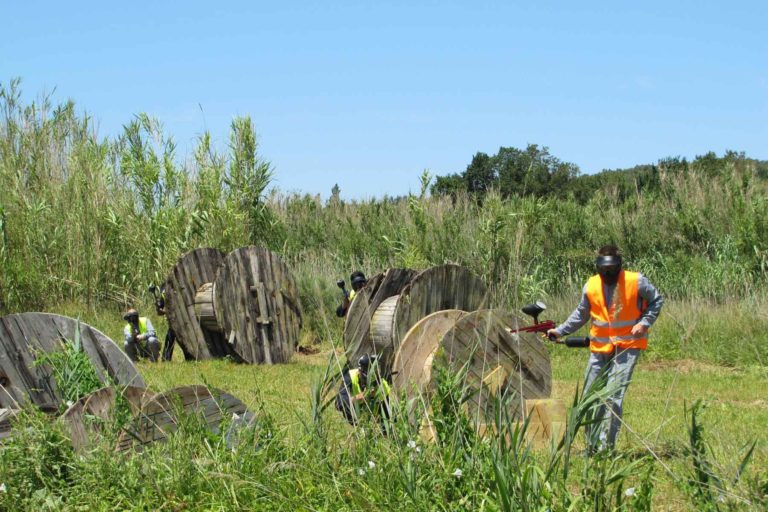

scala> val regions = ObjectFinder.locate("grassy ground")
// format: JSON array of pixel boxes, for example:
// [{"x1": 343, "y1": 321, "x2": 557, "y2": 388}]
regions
[
  {"x1": 0, "y1": 297, "x2": 762, "y2": 510},
  {"x1": 128, "y1": 346, "x2": 767, "y2": 509}
]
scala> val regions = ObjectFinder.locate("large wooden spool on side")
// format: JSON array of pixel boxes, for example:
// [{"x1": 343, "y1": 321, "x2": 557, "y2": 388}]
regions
[
  {"x1": 116, "y1": 385, "x2": 250, "y2": 452},
  {"x1": 0, "y1": 313, "x2": 145, "y2": 410},
  {"x1": 435, "y1": 309, "x2": 552, "y2": 423},
  {"x1": 165, "y1": 248, "x2": 227, "y2": 360},
  {"x1": 343, "y1": 268, "x2": 418, "y2": 366},
  {"x1": 59, "y1": 386, "x2": 150, "y2": 452},
  {"x1": 213, "y1": 247, "x2": 303, "y2": 364}
]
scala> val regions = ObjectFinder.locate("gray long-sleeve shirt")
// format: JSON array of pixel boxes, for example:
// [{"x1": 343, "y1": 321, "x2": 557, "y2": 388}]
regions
[{"x1": 554, "y1": 273, "x2": 664, "y2": 336}]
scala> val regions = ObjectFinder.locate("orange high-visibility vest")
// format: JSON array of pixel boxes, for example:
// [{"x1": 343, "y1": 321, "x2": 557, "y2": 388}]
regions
[{"x1": 585, "y1": 270, "x2": 648, "y2": 353}]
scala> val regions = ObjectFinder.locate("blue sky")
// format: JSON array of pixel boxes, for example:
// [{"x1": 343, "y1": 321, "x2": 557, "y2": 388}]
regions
[{"x1": 2, "y1": 1, "x2": 766, "y2": 198}]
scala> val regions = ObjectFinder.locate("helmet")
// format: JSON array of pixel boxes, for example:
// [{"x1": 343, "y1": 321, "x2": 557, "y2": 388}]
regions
[
  {"x1": 122, "y1": 308, "x2": 139, "y2": 321},
  {"x1": 595, "y1": 254, "x2": 622, "y2": 284},
  {"x1": 350, "y1": 271, "x2": 367, "y2": 288},
  {"x1": 357, "y1": 354, "x2": 377, "y2": 372}
]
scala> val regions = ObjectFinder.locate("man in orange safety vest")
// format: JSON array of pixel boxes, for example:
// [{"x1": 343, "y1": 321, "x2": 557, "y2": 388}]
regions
[{"x1": 547, "y1": 245, "x2": 664, "y2": 452}]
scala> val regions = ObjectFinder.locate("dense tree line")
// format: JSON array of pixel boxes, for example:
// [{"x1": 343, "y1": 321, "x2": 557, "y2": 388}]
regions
[{"x1": 432, "y1": 145, "x2": 768, "y2": 203}]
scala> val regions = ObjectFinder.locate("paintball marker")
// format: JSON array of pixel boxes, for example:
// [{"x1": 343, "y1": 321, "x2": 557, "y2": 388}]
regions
[
  {"x1": 511, "y1": 301, "x2": 590, "y2": 348},
  {"x1": 148, "y1": 284, "x2": 165, "y2": 315},
  {"x1": 337, "y1": 279, "x2": 350, "y2": 299}
]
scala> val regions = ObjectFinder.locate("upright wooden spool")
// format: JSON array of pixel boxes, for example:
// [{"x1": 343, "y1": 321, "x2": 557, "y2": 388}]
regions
[
  {"x1": 343, "y1": 268, "x2": 418, "y2": 366},
  {"x1": 344, "y1": 264, "x2": 488, "y2": 373},
  {"x1": 0, "y1": 313, "x2": 145, "y2": 411},
  {"x1": 115, "y1": 385, "x2": 250, "y2": 452},
  {"x1": 212, "y1": 247, "x2": 303, "y2": 364},
  {"x1": 435, "y1": 309, "x2": 552, "y2": 422},
  {"x1": 393, "y1": 264, "x2": 488, "y2": 347},
  {"x1": 165, "y1": 248, "x2": 227, "y2": 360}
]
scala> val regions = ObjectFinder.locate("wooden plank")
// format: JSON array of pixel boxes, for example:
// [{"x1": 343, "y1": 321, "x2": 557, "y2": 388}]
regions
[
  {"x1": 164, "y1": 248, "x2": 225, "y2": 360},
  {"x1": 0, "y1": 313, "x2": 145, "y2": 411}
]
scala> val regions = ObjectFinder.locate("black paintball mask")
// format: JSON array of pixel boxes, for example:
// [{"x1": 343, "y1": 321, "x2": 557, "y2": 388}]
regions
[
  {"x1": 350, "y1": 271, "x2": 367, "y2": 291},
  {"x1": 596, "y1": 255, "x2": 622, "y2": 285},
  {"x1": 357, "y1": 354, "x2": 378, "y2": 380}
]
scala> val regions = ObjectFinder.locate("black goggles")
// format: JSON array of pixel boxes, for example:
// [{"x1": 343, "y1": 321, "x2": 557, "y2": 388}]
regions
[{"x1": 595, "y1": 255, "x2": 621, "y2": 272}]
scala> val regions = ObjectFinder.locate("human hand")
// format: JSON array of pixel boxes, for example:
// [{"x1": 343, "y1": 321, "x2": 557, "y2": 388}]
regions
[
  {"x1": 631, "y1": 324, "x2": 648, "y2": 336},
  {"x1": 545, "y1": 329, "x2": 560, "y2": 341}
]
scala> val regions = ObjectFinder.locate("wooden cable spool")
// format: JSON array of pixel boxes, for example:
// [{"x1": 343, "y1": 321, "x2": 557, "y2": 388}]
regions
[
  {"x1": 59, "y1": 386, "x2": 150, "y2": 452},
  {"x1": 212, "y1": 246, "x2": 303, "y2": 364},
  {"x1": 165, "y1": 247, "x2": 227, "y2": 360},
  {"x1": 115, "y1": 385, "x2": 250, "y2": 452},
  {"x1": 435, "y1": 309, "x2": 552, "y2": 423},
  {"x1": 344, "y1": 264, "x2": 488, "y2": 373},
  {"x1": 392, "y1": 309, "x2": 467, "y2": 398},
  {"x1": 0, "y1": 313, "x2": 146, "y2": 411},
  {"x1": 393, "y1": 264, "x2": 488, "y2": 348},
  {"x1": 166, "y1": 246, "x2": 302, "y2": 364},
  {"x1": 343, "y1": 268, "x2": 418, "y2": 366}
]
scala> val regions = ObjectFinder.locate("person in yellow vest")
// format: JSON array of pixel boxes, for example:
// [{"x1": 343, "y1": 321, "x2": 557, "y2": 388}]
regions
[
  {"x1": 123, "y1": 308, "x2": 160, "y2": 362},
  {"x1": 547, "y1": 245, "x2": 663, "y2": 452},
  {"x1": 335, "y1": 354, "x2": 391, "y2": 427}
]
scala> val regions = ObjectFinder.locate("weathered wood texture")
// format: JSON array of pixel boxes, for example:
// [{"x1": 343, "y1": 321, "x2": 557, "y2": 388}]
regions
[
  {"x1": 343, "y1": 268, "x2": 418, "y2": 365},
  {"x1": 193, "y1": 283, "x2": 222, "y2": 333},
  {"x1": 116, "y1": 385, "x2": 248, "y2": 452},
  {"x1": 0, "y1": 408, "x2": 19, "y2": 442},
  {"x1": 0, "y1": 313, "x2": 146, "y2": 410},
  {"x1": 59, "y1": 386, "x2": 149, "y2": 452},
  {"x1": 213, "y1": 247, "x2": 303, "y2": 364},
  {"x1": 370, "y1": 294, "x2": 400, "y2": 352},
  {"x1": 520, "y1": 398, "x2": 567, "y2": 448},
  {"x1": 435, "y1": 309, "x2": 552, "y2": 423},
  {"x1": 393, "y1": 264, "x2": 488, "y2": 348},
  {"x1": 165, "y1": 248, "x2": 226, "y2": 360},
  {"x1": 392, "y1": 310, "x2": 467, "y2": 397}
]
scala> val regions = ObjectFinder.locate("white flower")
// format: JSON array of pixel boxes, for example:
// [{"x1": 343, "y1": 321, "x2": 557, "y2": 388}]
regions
[
  {"x1": 624, "y1": 487, "x2": 635, "y2": 497},
  {"x1": 0, "y1": 483, "x2": 6, "y2": 492},
  {"x1": 407, "y1": 440, "x2": 417, "y2": 449},
  {"x1": 357, "y1": 468, "x2": 365, "y2": 476},
  {"x1": 368, "y1": 460, "x2": 376, "y2": 469},
  {"x1": 453, "y1": 468, "x2": 462, "y2": 478},
  {"x1": 416, "y1": 446, "x2": 422, "y2": 453},
  {"x1": 232, "y1": 412, "x2": 241, "y2": 421}
]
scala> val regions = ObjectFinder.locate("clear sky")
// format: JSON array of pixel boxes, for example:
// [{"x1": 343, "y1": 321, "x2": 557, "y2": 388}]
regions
[{"x1": 2, "y1": 1, "x2": 766, "y2": 199}]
